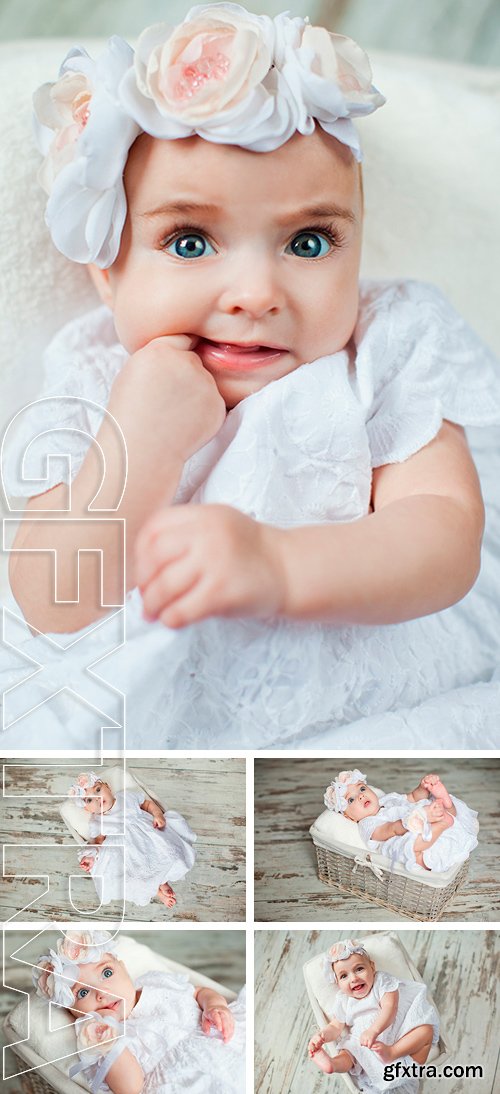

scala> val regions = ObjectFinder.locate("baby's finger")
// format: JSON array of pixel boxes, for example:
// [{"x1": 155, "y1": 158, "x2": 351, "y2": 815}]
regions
[
  {"x1": 142, "y1": 559, "x2": 201, "y2": 622},
  {"x1": 220, "y1": 1011, "x2": 235, "y2": 1042},
  {"x1": 136, "y1": 525, "x2": 190, "y2": 591},
  {"x1": 159, "y1": 576, "x2": 227, "y2": 630},
  {"x1": 201, "y1": 1016, "x2": 212, "y2": 1036}
]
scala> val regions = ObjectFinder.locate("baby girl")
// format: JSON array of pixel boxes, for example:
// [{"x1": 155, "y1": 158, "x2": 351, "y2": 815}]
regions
[
  {"x1": 32, "y1": 930, "x2": 245, "y2": 1094},
  {"x1": 324, "y1": 768, "x2": 478, "y2": 873},
  {"x1": 69, "y1": 772, "x2": 196, "y2": 908},
  {"x1": 3, "y1": 3, "x2": 500, "y2": 748},
  {"x1": 308, "y1": 939, "x2": 439, "y2": 1091}
]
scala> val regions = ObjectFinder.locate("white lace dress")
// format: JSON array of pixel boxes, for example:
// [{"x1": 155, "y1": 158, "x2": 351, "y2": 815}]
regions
[
  {"x1": 358, "y1": 793, "x2": 478, "y2": 874},
  {"x1": 329, "y1": 970, "x2": 439, "y2": 1093},
  {"x1": 75, "y1": 971, "x2": 246, "y2": 1093},
  {"x1": 2, "y1": 279, "x2": 500, "y2": 749},
  {"x1": 83, "y1": 790, "x2": 196, "y2": 906}
]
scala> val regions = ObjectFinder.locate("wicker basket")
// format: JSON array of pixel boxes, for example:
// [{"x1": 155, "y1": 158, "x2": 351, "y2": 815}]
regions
[
  {"x1": 4, "y1": 1048, "x2": 56, "y2": 1094},
  {"x1": 314, "y1": 842, "x2": 469, "y2": 921}
]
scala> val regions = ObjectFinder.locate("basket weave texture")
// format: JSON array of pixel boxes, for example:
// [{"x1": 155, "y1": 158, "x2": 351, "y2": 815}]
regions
[
  {"x1": 8, "y1": 1051, "x2": 55, "y2": 1094},
  {"x1": 315, "y1": 844, "x2": 468, "y2": 921}
]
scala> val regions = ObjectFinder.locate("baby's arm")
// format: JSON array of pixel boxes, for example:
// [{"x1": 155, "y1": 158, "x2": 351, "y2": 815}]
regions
[
  {"x1": 100, "y1": 1048, "x2": 144, "y2": 1094},
  {"x1": 308, "y1": 1018, "x2": 345, "y2": 1057},
  {"x1": 137, "y1": 422, "x2": 484, "y2": 628},
  {"x1": 9, "y1": 337, "x2": 226, "y2": 634},
  {"x1": 140, "y1": 798, "x2": 166, "y2": 829},
  {"x1": 370, "y1": 820, "x2": 406, "y2": 842},
  {"x1": 359, "y1": 990, "x2": 398, "y2": 1049},
  {"x1": 194, "y1": 986, "x2": 235, "y2": 1043}
]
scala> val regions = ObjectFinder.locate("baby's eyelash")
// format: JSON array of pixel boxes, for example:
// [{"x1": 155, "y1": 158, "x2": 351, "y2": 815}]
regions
[
  {"x1": 298, "y1": 222, "x2": 345, "y2": 248},
  {"x1": 160, "y1": 222, "x2": 214, "y2": 250}
]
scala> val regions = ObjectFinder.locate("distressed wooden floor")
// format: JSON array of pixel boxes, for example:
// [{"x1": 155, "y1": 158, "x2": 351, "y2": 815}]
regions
[
  {"x1": 254, "y1": 758, "x2": 500, "y2": 922},
  {"x1": 0, "y1": 758, "x2": 246, "y2": 922},
  {"x1": 1, "y1": 927, "x2": 245, "y2": 1094},
  {"x1": 255, "y1": 928, "x2": 500, "y2": 1094}
]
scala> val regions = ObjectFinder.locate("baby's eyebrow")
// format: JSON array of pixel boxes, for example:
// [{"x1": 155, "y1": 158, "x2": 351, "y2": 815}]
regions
[
  {"x1": 138, "y1": 200, "x2": 221, "y2": 219},
  {"x1": 276, "y1": 203, "x2": 356, "y2": 225}
]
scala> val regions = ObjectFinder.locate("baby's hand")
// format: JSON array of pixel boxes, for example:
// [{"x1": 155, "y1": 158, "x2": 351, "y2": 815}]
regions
[
  {"x1": 79, "y1": 855, "x2": 94, "y2": 872},
  {"x1": 153, "y1": 814, "x2": 166, "y2": 829},
  {"x1": 201, "y1": 1005, "x2": 235, "y2": 1043},
  {"x1": 111, "y1": 334, "x2": 227, "y2": 467},
  {"x1": 136, "y1": 504, "x2": 287, "y2": 629},
  {"x1": 360, "y1": 1026, "x2": 379, "y2": 1049}
]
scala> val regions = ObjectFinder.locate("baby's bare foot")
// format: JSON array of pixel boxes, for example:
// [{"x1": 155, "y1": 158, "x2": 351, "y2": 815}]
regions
[
  {"x1": 158, "y1": 882, "x2": 176, "y2": 907},
  {"x1": 371, "y1": 1041, "x2": 394, "y2": 1063},
  {"x1": 310, "y1": 1048, "x2": 353, "y2": 1075},
  {"x1": 422, "y1": 775, "x2": 452, "y2": 808}
]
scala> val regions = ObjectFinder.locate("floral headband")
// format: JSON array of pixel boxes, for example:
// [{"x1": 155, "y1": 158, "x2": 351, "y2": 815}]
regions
[
  {"x1": 33, "y1": 2, "x2": 385, "y2": 267},
  {"x1": 68, "y1": 771, "x2": 101, "y2": 807},
  {"x1": 323, "y1": 939, "x2": 369, "y2": 983},
  {"x1": 324, "y1": 769, "x2": 367, "y2": 813},
  {"x1": 32, "y1": 931, "x2": 118, "y2": 1008}
]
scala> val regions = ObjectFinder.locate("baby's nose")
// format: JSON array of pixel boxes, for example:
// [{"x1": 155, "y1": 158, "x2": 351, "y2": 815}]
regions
[{"x1": 218, "y1": 255, "x2": 286, "y2": 319}]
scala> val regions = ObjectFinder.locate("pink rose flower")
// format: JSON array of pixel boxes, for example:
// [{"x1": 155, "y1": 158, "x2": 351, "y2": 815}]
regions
[
  {"x1": 77, "y1": 1015, "x2": 117, "y2": 1054},
  {"x1": 35, "y1": 959, "x2": 55, "y2": 1000},
  {"x1": 59, "y1": 930, "x2": 96, "y2": 963},
  {"x1": 323, "y1": 786, "x2": 337, "y2": 811},
  {"x1": 133, "y1": 4, "x2": 273, "y2": 126},
  {"x1": 34, "y1": 72, "x2": 93, "y2": 194}
]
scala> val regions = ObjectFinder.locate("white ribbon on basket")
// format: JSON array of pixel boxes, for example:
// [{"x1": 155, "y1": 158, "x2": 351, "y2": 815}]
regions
[{"x1": 352, "y1": 853, "x2": 385, "y2": 881}]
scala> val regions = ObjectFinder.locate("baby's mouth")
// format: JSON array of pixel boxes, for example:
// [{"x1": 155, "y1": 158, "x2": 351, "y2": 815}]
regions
[{"x1": 195, "y1": 338, "x2": 287, "y2": 373}]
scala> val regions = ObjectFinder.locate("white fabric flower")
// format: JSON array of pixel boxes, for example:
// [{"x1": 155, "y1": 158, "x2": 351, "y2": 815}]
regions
[
  {"x1": 32, "y1": 950, "x2": 80, "y2": 1007},
  {"x1": 58, "y1": 929, "x2": 117, "y2": 964},
  {"x1": 33, "y1": 37, "x2": 140, "y2": 267},
  {"x1": 279, "y1": 26, "x2": 385, "y2": 160},
  {"x1": 324, "y1": 769, "x2": 367, "y2": 812}
]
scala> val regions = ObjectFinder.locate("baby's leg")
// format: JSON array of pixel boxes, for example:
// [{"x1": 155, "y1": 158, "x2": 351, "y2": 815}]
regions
[
  {"x1": 421, "y1": 775, "x2": 454, "y2": 812},
  {"x1": 310, "y1": 1048, "x2": 355, "y2": 1075},
  {"x1": 373, "y1": 1024, "x2": 434, "y2": 1065},
  {"x1": 414, "y1": 814, "x2": 454, "y2": 863},
  {"x1": 157, "y1": 882, "x2": 177, "y2": 907}
]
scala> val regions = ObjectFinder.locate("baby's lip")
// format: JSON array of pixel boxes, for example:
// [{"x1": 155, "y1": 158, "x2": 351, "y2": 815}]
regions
[{"x1": 201, "y1": 337, "x2": 288, "y2": 352}]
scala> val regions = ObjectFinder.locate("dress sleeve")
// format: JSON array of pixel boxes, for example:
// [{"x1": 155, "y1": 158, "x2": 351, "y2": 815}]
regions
[
  {"x1": 331, "y1": 992, "x2": 348, "y2": 1025},
  {"x1": 357, "y1": 813, "x2": 385, "y2": 847},
  {"x1": 373, "y1": 971, "x2": 400, "y2": 1000},
  {"x1": 354, "y1": 280, "x2": 500, "y2": 467},
  {"x1": 1, "y1": 306, "x2": 126, "y2": 498}
]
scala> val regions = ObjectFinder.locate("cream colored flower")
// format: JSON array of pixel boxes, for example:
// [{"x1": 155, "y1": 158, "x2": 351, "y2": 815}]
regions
[
  {"x1": 134, "y1": 5, "x2": 273, "y2": 125},
  {"x1": 34, "y1": 72, "x2": 93, "y2": 194},
  {"x1": 301, "y1": 27, "x2": 383, "y2": 113},
  {"x1": 77, "y1": 1015, "x2": 116, "y2": 1053}
]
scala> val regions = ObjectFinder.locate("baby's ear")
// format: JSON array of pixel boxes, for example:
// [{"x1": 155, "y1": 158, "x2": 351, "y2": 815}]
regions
[{"x1": 87, "y1": 263, "x2": 114, "y2": 308}]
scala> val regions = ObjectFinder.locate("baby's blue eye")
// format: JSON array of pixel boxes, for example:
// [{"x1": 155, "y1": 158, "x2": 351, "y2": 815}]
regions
[
  {"x1": 166, "y1": 233, "x2": 215, "y2": 259},
  {"x1": 287, "y1": 231, "x2": 332, "y2": 259},
  {"x1": 77, "y1": 988, "x2": 89, "y2": 999},
  {"x1": 102, "y1": 968, "x2": 113, "y2": 979}
]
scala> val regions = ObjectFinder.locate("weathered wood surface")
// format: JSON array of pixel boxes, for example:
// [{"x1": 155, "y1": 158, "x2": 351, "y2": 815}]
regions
[
  {"x1": 255, "y1": 758, "x2": 500, "y2": 922},
  {"x1": 0, "y1": 758, "x2": 246, "y2": 922},
  {"x1": 1, "y1": 927, "x2": 245, "y2": 1094},
  {"x1": 255, "y1": 928, "x2": 500, "y2": 1094}
]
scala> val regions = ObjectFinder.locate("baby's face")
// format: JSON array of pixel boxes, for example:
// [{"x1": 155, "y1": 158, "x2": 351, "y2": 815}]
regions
[
  {"x1": 333, "y1": 953, "x2": 375, "y2": 998},
  {"x1": 93, "y1": 128, "x2": 362, "y2": 408},
  {"x1": 343, "y1": 781, "x2": 379, "y2": 822},
  {"x1": 83, "y1": 780, "x2": 114, "y2": 815},
  {"x1": 70, "y1": 954, "x2": 136, "y2": 1020}
]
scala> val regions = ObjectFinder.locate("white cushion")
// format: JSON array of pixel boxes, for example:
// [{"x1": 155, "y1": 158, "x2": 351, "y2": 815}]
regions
[
  {"x1": 58, "y1": 764, "x2": 159, "y2": 842},
  {"x1": 5, "y1": 934, "x2": 235, "y2": 1093}
]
